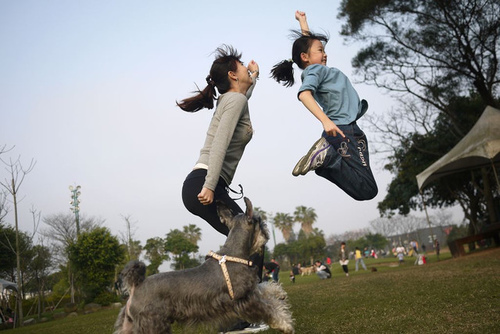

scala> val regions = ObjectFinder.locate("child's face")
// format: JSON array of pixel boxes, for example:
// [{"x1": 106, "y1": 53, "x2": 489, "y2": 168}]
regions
[{"x1": 305, "y1": 39, "x2": 327, "y2": 66}]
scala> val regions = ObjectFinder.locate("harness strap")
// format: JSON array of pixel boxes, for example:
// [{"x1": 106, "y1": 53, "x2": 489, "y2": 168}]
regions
[{"x1": 207, "y1": 251, "x2": 253, "y2": 300}]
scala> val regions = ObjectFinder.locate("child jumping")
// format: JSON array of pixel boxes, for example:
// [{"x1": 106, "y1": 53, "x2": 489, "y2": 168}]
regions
[{"x1": 270, "y1": 11, "x2": 378, "y2": 201}]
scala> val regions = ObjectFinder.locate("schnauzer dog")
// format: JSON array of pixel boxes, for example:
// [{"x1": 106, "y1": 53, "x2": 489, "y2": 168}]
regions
[{"x1": 114, "y1": 197, "x2": 294, "y2": 334}]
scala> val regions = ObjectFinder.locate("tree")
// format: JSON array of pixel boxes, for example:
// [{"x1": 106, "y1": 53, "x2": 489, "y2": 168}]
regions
[
  {"x1": 294, "y1": 206, "x2": 317, "y2": 236},
  {"x1": 339, "y1": 1, "x2": 500, "y2": 230},
  {"x1": 164, "y1": 229, "x2": 199, "y2": 270},
  {"x1": 273, "y1": 212, "x2": 295, "y2": 243},
  {"x1": 0, "y1": 189, "x2": 8, "y2": 223},
  {"x1": 297, "y1": 229, "x2": 326, "y2": 265},
  {"x1": 41, "y1": 213, "x2": 103, "y2": 265},
  {"x1": 0, "y1": 154, "x2": 35, "y2": 326},
  {"x1": 143, "y1": 237, "x2": 168, "y2": 275},
  {"x1": 25, "y1": 243, "x2": 52, "y2": 319},
  {"x1": 182, "y1": 224, "x2": 202, "y2": 247},
  {"x1": 370, "y1": 217, "x2": 397, "y2": 239},
  {"x1": 0, "y1": 223, "x2": 31, "y2": 282},
  {"x1": 42, "y1": 212, "x2": 104, "y2": 303},
  {"x1": 273, "y1": 229, "x2": 327, "y2": 267},
  {"x1": 254, "y1": 207, "x2": 269, "y2": 224},
  {"x1": 364, "y1": 233, "x2": 389, "y2": 250},
  {"x1": 68, "y1": 227, "x2": 124, "y2": 302},
  {"x1": 119, "y1": 214, "x2": 142, "y2": 262},
  {"x1": 339, "y1": 0, "x2": 499, "y2": 111}
]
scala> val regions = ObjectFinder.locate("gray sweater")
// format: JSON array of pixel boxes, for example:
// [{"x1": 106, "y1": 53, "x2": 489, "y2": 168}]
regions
[{"x1": 195, "y1": 79, "x2": 256, "y2": 191}]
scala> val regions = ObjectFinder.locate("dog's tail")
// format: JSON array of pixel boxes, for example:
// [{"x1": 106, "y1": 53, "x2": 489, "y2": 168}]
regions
[{"x1": 121, "y1": 260, "x2": 146, "y2": 289}]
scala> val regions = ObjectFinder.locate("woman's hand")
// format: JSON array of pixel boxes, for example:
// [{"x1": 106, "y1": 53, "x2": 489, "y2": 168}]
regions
[
  {"x1": 248, "y1": 60, "x2": 259, "y2": 77},
  {"x1": 198, "y1": 187, "x2": 214, "y2": 205}
]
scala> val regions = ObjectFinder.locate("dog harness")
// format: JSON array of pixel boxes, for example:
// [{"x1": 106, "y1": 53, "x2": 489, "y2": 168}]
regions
[{"x1": 207, "y1": 251, "x2": 253, "y2": 300}]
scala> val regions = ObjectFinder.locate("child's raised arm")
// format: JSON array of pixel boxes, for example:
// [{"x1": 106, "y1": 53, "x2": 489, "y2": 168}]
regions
[{"x1": 295, "y1": 10, "x2": 310, "y2": 35}]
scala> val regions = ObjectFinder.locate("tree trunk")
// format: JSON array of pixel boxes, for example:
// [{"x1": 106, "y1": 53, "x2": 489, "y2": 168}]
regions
[{"x1": 12, "y1": 178, "x2": 23, "y2": 327}]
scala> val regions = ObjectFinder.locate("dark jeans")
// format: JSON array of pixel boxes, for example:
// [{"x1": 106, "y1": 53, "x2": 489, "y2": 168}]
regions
[
  {"x1": 182, "y1": 169, "x2": 242, "y2": 235},
  {"x1": 182, "y1": 169, "x2": 263, "y2": 280},
  {"x1": 315, "y1": 123, "x2": 378, "y2": 201}
]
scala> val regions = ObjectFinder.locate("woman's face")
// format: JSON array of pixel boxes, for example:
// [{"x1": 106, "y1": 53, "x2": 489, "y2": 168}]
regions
[{"x1": 230, "y1": 61, "x2": 253, "y2": 93}]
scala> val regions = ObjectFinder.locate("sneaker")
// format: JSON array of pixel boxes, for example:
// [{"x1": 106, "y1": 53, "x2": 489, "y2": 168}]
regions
[{"x1": 292, "y1": 137, "x2": 331, "y2": 176}]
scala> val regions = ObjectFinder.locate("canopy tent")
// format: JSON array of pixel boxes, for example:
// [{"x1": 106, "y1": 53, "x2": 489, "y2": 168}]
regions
[
  {"x1": 0, "y1": 278, "x2": 17, "y2": 292},
  {"x1": 416, "y1": 106, "x2": 500, "y2": 190}
]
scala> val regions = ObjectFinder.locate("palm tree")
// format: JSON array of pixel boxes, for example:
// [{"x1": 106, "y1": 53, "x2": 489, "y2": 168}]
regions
[
  {"x1": 294, "y1": 206, "x2": 317, "y2": 236},
  {"x1": 183, "y1": 224, "x2": 202, "y2": 246},
  {"x1": 273, "y1": 212, "x2": 294, "y2": 243}
]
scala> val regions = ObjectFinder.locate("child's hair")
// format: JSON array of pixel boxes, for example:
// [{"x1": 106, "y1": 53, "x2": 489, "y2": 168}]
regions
[
  {"x1": 270, "y1": 30, "x2": 329, "y2": 87},
  {"x1": 177, "y1": 45, "x2": 242, "y2": 112}
]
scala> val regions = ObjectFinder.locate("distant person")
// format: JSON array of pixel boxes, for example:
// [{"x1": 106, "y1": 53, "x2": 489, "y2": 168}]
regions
[
  {"x1": 315, "y1": 260, "x2": 331, "y2": 279},
  {"x1": 271, "y1": 258, "x2": 280, "y2": 282},
  {"x1": 396, "y1": 245, "x2": 405, "y2": 265},
  {"x1": 339, "y1": 242, "x2": 349, "y2": 277},
  {"x1": 264, "y1": 260, "x2": 280, "y2": 282},
  {"x1": 355, "y1": 247, "x2": 367, "y2": 271},
  {"x1": 435, "y1": 239, "x2": 441, "y2": 260},
  {"x1": 289, "y1": 270, "x2": 296, "y2": 283},
  {"x1": 364, "y1": 247, "x2": 370, "y2": 257},
  {"x1": 410, "y1": 240, "x2": 419, "y2": 255}
]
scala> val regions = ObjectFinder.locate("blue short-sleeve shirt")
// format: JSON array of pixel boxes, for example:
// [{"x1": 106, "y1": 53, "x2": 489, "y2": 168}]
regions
[{"x1": 298, "y1": 64, "x2": 366, "y2": 125}]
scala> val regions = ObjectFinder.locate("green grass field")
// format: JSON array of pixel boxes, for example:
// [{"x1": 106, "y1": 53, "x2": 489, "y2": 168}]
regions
[{"x1": 9, "y1": 248, "x2": 500, "y2": 334}]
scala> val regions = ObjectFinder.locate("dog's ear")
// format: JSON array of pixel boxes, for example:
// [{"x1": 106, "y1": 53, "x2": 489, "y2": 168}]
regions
[
  {"x1": 216, "y1": 200, "x2": 235, "y2": 227},
  {"x1": 244, "y1": 197, "x2": 253, "y2": 220},
  {"x1": 251, "y1": 215, "x2": 270, "y2": 254}
]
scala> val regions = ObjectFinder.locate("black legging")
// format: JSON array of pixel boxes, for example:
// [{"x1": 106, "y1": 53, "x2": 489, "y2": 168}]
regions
[{"x1": 182, "y1": 169, "x2": 264, "y2": 280}]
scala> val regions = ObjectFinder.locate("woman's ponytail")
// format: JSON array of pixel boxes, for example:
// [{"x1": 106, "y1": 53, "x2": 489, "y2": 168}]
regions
[{"x1": 176, "y1": 82, "x2": 216, "y2": 112}]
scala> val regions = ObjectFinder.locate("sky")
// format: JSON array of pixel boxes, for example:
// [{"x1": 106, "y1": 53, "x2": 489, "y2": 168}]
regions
[{"x1": 1, "y1": 1, "x2": 410, "y2": 263}]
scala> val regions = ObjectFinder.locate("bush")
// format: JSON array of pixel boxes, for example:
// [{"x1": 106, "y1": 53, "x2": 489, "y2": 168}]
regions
[{"x1": 93, "y1": 291, "x2": 120, "y2": 306}]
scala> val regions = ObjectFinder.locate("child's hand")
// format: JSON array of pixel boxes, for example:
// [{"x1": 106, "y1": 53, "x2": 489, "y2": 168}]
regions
[
  {"x1": 295, "y1": 10, "x2": 306, "y2": 22},
  {"x1": 295, "y1": 10, "x2": 310, "y2": 35},
  {"x1": 323, "y1": 119, "x2": 345, "y2": 138}
]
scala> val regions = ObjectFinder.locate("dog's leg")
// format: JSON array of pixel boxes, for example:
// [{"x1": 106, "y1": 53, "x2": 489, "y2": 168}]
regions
[
  {"x1": 113, "y1": 306, "x2": 133, "y2": 334},
  {"x1": 133, "y1": 307, "x2": 172, "y2": 334},
  {"x1": 236, "y1": 282, "x2": 294, "y2": 334},
  {"x1": 256, "y1": 283, "x2": 295, "y2": 334}
]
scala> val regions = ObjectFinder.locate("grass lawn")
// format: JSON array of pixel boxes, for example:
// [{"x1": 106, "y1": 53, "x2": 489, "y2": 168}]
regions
[{"x1": 10, "y1": 248, "x2": 500, "y2": 334}]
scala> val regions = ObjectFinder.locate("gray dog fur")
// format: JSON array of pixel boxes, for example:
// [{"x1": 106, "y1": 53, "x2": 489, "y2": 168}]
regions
[{"x1": 114, "y1": 197, "x2": 295, "y2": 334}]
